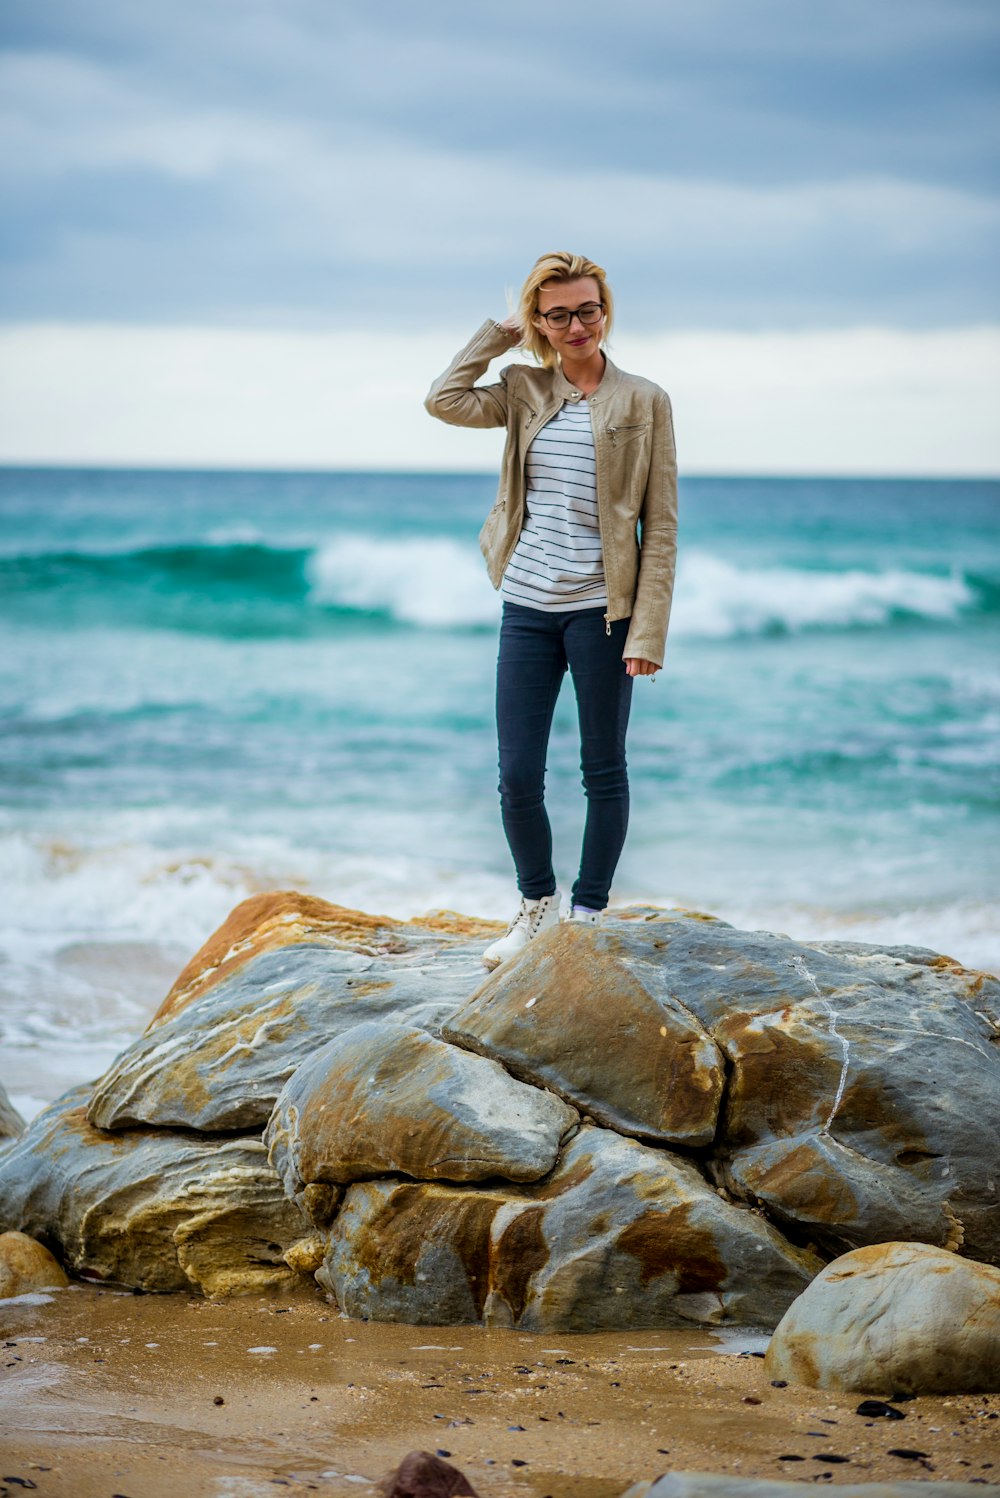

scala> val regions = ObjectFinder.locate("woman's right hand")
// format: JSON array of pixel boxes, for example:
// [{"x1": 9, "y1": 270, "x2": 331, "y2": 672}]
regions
[{"x1": 499, "y1": 315, "x2": 523, "y2": 343}]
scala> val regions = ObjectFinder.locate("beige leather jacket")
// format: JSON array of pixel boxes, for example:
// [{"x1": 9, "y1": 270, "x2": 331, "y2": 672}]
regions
[{"x1": 425, "y1": 319, "x2": 678, "y2": 666}]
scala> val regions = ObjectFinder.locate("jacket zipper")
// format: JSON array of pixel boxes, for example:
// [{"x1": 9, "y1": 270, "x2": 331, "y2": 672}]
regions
[
  {"x1": 496, "y1": 405, "x2": 539, "y2": 575},
  {"x1": 608, "y1": 423, "x2": 644, "y2": 446}
]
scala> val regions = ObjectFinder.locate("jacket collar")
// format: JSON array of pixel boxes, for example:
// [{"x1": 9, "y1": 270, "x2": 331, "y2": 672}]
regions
[{"x1": 549, "y1": 352, "x2": 622, "y2": 409}]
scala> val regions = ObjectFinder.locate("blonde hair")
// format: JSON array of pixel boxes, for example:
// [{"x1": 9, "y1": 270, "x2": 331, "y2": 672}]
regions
[{"x1": 516, "y1": 251, "x2": 614, "y2": 367}]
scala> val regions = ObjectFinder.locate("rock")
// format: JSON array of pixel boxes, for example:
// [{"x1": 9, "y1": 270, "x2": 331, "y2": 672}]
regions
[
  {"x1": 0, "y1": 1230, "x2": 68, "y2": 1297},
  {"x1": 442, "y1": 923, "x2": 725, "y2": 1146},
  {"x1": 0, "y1": 1082, "x2": 25, "y2": 1145},
  {"x1": 7, "y1": 894, "x2": 1000, "y2": 1324},
  {"x1": 764, "y1": 1241, "x2": 1000, "y2": 1394},
  {"x1": 88, "y1": 892, "x2": 496, "y2": 1133},
  {"x1": 621, "y1": 1477, "x2": 989, "y2": 1497},
  {"x1": 318, "y1": 1125, "x2": 821, "y2": 1330},
  {"x1": 265, "y1": 1021, "x2": 578, "y2": 1203},
  {"x1": 378, "y1": 1450, "x2": 480, "y2": 1497},
  {"x1": 317, "y1": 1178, "x2": 524, "y2": 1324},
  {"x1": 486, "y1": 1127, "x2": 821, "y2": 1331},
  {"x1": 150, "y1": 890, "x2": 502, "y2": 1027},
  {"x1": 0, "y1": 1086, "x2": 316, "y2": 1295},
  {"x1": 460, "y1": 913, "x2": 1000, "y2": 1264}
]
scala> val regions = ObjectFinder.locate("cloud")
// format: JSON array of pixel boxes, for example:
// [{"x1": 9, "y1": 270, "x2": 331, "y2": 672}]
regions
[
  {"x1": 1, "y1": 321, "x2": 997, "y2": 475},
  {"x1": 0, "y1": 1, "x2": 997, "y2": 330}
]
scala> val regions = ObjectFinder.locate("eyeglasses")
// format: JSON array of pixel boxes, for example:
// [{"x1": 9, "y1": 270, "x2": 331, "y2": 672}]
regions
[{"x1": 535, "y1": 301, "x2": 604, "y2": 330}]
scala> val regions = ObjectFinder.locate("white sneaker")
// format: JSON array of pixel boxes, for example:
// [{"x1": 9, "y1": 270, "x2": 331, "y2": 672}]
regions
[
  {"x1": 481, "y1": 892, "x2": 561, "y2": 971},
  {"x1": 566, "y1": 905, "x2": 603, "y2": 924}
]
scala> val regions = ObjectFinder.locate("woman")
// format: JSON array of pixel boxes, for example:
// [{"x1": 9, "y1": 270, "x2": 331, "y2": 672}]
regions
[{"x1": 425, "y1": 251, "x2": 677, "y2": 969}]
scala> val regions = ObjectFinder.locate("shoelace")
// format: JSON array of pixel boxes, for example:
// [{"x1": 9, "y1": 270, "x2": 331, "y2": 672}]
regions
[{"x1": 508, "y1": 898, "x2": 553, "y2": 937}]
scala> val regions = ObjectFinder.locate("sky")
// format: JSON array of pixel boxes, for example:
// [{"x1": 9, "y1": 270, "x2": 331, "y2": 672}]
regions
[{"x1": 1, "y1": 0, "x2": 998, "y2": 473}]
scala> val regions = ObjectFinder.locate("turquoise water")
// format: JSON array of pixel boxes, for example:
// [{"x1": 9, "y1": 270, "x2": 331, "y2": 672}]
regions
[{"x1": 1, "y1": 467, "x2": 997, "y2": 1116}]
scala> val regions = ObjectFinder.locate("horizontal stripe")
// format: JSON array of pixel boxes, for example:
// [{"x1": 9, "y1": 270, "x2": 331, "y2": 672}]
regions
[{"x1": 502, "y1": 399, "x2": 605, "y2": 610}]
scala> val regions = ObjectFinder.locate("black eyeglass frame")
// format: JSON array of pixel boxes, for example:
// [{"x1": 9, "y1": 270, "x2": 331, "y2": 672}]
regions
[{"x1": 534, "y1": 301, "x2": 605, "y2": 330}]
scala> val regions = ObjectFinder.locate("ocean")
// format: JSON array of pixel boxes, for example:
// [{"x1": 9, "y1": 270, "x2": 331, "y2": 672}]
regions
[{"x1": 1, "y1": 466, "x2": 997, "y2": 1122}]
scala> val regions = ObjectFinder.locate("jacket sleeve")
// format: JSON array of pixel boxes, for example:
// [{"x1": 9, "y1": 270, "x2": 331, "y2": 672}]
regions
[
  {"x1": 424, "y1": 320, "x2": 523, "y2": 429},
  {"x1": 623, "y1": 391, "x2": 678, "y2": 668}
]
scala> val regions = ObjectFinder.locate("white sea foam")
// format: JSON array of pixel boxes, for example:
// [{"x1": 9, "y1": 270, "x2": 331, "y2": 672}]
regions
[
  {"x1": 670, "y1": 550, "x2": 976, "y2": 638},
  {"x1": 305, "y1": 534, "x2": 500, "y2": 626},
  {"x1": 302, "y1": 536, "x2": 977, "y2": 637},
  {"x1": 0, "y1": 824, "x2": 515, "y2": 1119}
]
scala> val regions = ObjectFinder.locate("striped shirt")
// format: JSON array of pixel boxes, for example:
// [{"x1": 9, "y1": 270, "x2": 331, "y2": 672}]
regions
[{"x1": 500, "y1": 400, "x2": 607, "y2": 612}]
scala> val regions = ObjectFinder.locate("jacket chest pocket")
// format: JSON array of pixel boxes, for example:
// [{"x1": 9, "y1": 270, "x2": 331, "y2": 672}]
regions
[
  {"x1": 513, "y1": 395, "x2": 539, "y2": 431},
  {"x1": 606, "y1": 422, "x2": 649, "y2": 447}
]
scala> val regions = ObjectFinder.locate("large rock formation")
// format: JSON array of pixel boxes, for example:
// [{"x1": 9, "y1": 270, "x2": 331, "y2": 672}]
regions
[
  {"x1": 764, "y1": 1241, "x2": 1000, "y2": 1394},
  {"x1": 1, "y1": 892, "x2": 997, "y2": 1329}
]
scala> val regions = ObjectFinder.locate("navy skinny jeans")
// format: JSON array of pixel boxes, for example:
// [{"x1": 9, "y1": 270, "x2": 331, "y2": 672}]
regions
[{"x1": 496, "y1": 601, "x2": 633, "y2": 911}]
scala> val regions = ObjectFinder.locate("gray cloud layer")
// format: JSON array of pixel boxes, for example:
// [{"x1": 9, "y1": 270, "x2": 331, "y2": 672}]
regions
[{"x1": 2, "y1": 0, "x2": 998, "y2": 329}]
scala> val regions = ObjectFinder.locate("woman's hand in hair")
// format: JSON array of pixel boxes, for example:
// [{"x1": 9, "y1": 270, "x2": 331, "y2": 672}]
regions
[{"x1": 499, "y1": 315, "x2": 523, "y2": 343}]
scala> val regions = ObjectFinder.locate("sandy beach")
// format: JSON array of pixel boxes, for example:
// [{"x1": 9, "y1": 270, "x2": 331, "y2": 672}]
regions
[{"x1": 2, "y1": 1286, "x2": 997, "y2": 1496}]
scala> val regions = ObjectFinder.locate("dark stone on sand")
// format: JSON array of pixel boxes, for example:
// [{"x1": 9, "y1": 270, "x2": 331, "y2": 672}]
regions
[
  {"x1": 857, "y1": 1399, "x2": 906, "y2": 1419},
  {"x1": 377, "y1": 1449, "x2": 480, "y2": 1497}
]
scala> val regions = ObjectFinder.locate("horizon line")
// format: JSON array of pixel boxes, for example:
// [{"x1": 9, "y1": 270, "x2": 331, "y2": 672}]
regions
[{"x1": 1, "y1": 461, "x2": 998, "y2": 484}]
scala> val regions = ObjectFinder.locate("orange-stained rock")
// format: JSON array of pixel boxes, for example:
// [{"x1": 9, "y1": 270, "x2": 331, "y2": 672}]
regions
[
  {"x1": 265, "y1": 1021, "x2": 578, "y2": 1197},
  {"x1": 0, "y1": 1229, "x2": 68, "y2": 1297},
  {"x1": 89, "y1": 921, "x2": 491, "y2": 1133},
  {"x1": 443, "y1": 923, "x2": 725, "y2": 1147},
  {"x1": 0, "y1": 1086, "x2": 317, "y2": 1295},
  {"x1": 152, "y1": 890, "x2": 502, "y2": 1027},
  {"x1": 765, "y1": 1241, "x2": 1000, "y2": 1394},
  {"x1": 456, "y1": 916, "x2": 1000, "y2": 1265},
  {"x1": 318, "y1": 1126, "x2": 821, "y2": 1331}
]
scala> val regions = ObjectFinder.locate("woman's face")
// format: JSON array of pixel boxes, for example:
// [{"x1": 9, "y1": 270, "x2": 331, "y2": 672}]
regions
[{"x1": 534, "y1": 275, "x2": 605, "y2": 362}]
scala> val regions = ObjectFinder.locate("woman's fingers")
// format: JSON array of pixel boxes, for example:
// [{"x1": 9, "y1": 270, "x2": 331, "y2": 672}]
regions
[{"x1": 624, "y1": 657, "x2": 659, "y2": 677}]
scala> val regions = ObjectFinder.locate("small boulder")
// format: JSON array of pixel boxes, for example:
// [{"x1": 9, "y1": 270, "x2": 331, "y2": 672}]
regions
[
  {"x1": 378, "y1": 1450, "x2": 480, "y2": 1497},
  {"x1": 265, "y1": 1020, "x2": 578, "y2": 1197},
  {"x1": 0, "y1": 1230, "x2": 68, "y2": 1297},
  {"x1": 764, "y1": 1241, "x2": 1000, "y2": 1394}
]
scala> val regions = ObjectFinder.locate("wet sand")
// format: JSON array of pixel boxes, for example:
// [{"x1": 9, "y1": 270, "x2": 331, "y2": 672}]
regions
[{"x1": 1, "y1": 1287, "x2": 997, "y2": 1496}]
